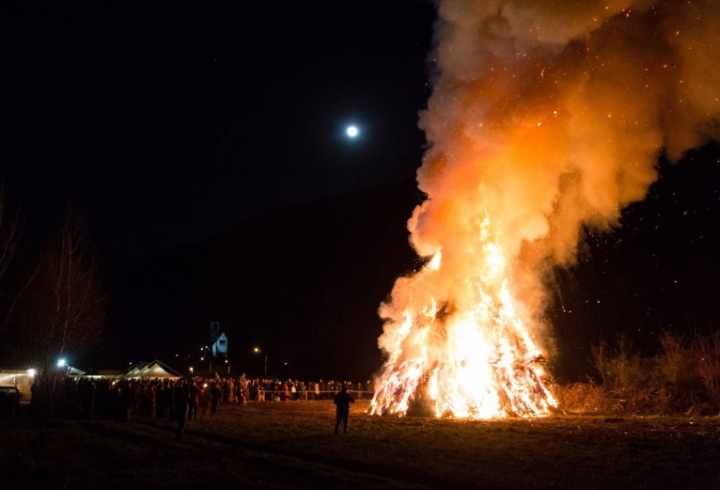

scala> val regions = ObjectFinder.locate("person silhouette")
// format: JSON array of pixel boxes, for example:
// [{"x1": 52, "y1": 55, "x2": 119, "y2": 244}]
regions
[
  {"x1": 174, "y1": 380, "x2": 189, "y2": 440},
  {"x1": 333, "y1": 384, "x2": 355, "y2": 434}
]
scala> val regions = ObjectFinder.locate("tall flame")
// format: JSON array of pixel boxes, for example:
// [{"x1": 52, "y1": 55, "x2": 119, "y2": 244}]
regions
[
  {"x1": 371, "y1": 215, "x2": 556, "y2": 418},
  {"x1": 371, "y1": 0, "x2": 719, "y2": 419}
]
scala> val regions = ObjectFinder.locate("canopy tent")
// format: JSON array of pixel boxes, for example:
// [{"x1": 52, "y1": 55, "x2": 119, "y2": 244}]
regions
[
  {"x1": 66, "y1": 366, "x2": 86, "y2": 376},
  {"x1": 83, "y1": 369, "x2": 124, "y2": 379},
  {"x1": 124, "y1": 360, "x2": 182, "y2": 380}
]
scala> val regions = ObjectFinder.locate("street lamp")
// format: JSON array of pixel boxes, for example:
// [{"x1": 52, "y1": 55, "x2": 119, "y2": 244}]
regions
[
  {"x1": 27, "y1": 368, "x2": 36, "y2": 378},
  {"x1": 252, "y1": 346, "x2": 268, "y2": 378},
  {"x1": 57, "y1": 358, "x2": 67, "y2": 368},
  {"x1": 188, "y1": 366, "x2": 194, "y2": 374}
]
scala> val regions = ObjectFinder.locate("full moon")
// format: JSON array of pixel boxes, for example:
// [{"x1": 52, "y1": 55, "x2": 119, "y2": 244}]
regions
[{"x1": 345, "y1": 125, "x2": 359, "y2": 139}]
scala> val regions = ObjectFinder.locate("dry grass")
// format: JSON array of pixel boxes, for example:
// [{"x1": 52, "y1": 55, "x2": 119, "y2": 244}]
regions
[{"x1": 562, "y1": 332, "x2": 720, "y2": 415}]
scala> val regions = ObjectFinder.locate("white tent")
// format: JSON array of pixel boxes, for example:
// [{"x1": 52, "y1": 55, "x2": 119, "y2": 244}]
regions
[
  {"x1": 124, "y1": 360, "x2": 182, "y2": 379},
  {"x1": 66, "y1": 366, "x2": 86, "y2": 376}
]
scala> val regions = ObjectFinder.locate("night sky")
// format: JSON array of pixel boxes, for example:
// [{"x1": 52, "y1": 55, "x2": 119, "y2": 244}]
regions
[{"x1": 2, "y1": 1, "x2": 719, "y2": 381}]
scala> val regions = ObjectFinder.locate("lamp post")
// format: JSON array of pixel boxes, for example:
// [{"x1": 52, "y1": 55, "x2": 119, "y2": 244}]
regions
[{"x1": 252, "y1": 346, "x2": 268, "y2": 378}]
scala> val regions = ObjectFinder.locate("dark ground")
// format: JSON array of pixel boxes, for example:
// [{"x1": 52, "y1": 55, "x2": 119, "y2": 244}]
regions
[{"x1": 2, "y1": 401, "x2": 719, "y2": 489}]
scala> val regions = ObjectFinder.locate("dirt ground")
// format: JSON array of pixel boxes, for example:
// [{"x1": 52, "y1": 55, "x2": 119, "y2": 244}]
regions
[{"x1": 2, "y1": 400, "x2": 719, "y2": 489}]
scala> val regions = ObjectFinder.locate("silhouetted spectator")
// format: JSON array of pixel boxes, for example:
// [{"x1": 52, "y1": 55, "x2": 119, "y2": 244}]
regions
[
  {"x1": 210, "y1": 382, "x2": 221, "y2": 415},
  {"x1": 188, "y1": 382, "x2": 200, "y2": 421},
  {"x1": 174, "y1": 381, "x2": 189, "y2": 440},
  {"x1": 333, "y1": 384, "x2": 354, "y2": 434}
]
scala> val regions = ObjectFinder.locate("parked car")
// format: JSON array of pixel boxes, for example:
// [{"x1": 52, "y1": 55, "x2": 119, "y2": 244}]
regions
[{"x1": 0, "y1": 386, "x2": 20, "y2": 417}]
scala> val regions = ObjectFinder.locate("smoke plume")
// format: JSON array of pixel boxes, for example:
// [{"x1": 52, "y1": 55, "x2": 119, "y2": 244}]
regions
[
  {"x1": 372, "y1": 0, "x2": 720, "y2": 417},
  {"x1": 389, "y1": 0, "x2": 718, "y2": 331}
]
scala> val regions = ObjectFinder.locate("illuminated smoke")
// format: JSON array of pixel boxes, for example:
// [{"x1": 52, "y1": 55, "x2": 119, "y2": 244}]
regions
[{"x1": 371, "y1": 0, "x2": 720, "y2": 418}]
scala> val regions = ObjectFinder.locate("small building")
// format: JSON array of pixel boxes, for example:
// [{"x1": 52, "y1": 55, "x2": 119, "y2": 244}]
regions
[{"x1": 0, "y1": 369, "x2": 35, "y2": 402}]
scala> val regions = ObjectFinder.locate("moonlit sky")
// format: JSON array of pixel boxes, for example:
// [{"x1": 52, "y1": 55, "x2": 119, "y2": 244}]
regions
[
  {"x1": 2, "y1": 1, "x2": 433, "y2": 372},
  {"x1": 2, "y1": 1, "x2": 720, "y2": 378}
]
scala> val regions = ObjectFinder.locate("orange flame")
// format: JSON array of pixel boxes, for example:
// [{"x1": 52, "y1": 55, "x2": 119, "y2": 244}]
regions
[{"x1": 371, "y1": 215, "x2": 556, "y2": 419}]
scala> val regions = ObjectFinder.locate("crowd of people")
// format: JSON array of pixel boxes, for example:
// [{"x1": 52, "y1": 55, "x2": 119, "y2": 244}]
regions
[{"x1": 42, "y1": 375, "x2": 374, "y2": 425}]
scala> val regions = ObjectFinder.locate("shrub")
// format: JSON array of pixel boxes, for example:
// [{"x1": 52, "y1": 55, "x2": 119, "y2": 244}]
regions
[
  {"x1": 695, "y1": 332, "x2": 720, "y2": 408},
  {"x1": 568, "y1": 331, "x2": 720, "y2": 415}
]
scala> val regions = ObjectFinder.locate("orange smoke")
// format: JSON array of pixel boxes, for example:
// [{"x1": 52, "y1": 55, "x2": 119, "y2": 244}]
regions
[{"x1": 371, "y1": 0, "x2": 720, "y2": 419}]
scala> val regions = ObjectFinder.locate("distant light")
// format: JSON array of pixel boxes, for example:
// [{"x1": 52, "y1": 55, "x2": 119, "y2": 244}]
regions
[
  {"x1": 200, "y1": 357, "x2": 205, "y2": 361},
  {"x1": 252, "y1": 346, "x2": 261, "y2": 354},
  {"x1": 345, "y1": 125, "x2": 359, "y2": 139},
  {"x1": 188, "y1": 366, "x2": 194, "y2": 373},
  {"x1": 57, "y1": 358, "x2": 67, "y2": 368},
  {"x1": 27, "y1": 368, "x2": 37, "y2": 378},
  {"x1": 283, "y1": 362, "x2": 288, "y2": 366}
]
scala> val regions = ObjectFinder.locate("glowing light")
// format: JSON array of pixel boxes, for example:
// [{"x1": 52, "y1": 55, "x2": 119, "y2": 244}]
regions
[
  {"x1": 345, "y1": 125, "x2": 359, "y2": 139},
  {"x1": 252, "y1": 346, "x2": 261, "y2": 354},
  {"x1": 56, "y1": 358, "x2": 67, "y2": 368},
  {"x1": 27, "y1": 368, "x2": 37, "y2": 378}
]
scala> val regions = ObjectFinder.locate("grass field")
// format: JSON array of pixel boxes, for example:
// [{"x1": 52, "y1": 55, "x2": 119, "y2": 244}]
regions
[{"x1": 2, "y1": 401, "x2": 720, "y2": 489}]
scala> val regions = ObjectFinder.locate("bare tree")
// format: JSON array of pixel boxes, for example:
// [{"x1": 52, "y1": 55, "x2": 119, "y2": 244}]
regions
[
  {"x1": 0, "y1": 187, "x2": 25, "y2": 345},
  {"x1": 42, "y1": 208, "x2": 106, "y2": 365},
  {"x1": 18, "y1": 209, "x2": 104, "y2": 361},
  {"x1": 0, "y1": 186, "x2": 18, "y2": 292},
  {"x1": 22, "y1": 208, "x2": 107, "y2": 414}
]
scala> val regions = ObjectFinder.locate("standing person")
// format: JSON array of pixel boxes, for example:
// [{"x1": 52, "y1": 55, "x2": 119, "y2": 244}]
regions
[
  {"x1": 188, "y1": 381, "x2": 200, "y2": 421},
  {"x1": 227, "y1": 377, "x2": 235, "y2": 404},
  {"x1": 200, "y1": 383, "x2": 210, "y2": 416},
  {"x1": 281, "y1": 382, "x2": 289, "y2": 401},
  {"x1": 148, "y1": 383, "x2": 157, "y2": 419},
  {"x1": 240, "y1": 374, "x2": 250, "y2": 404},
  {"x1": 174, "y1": 380, "x2": 189, "y2": 440},
  {"x1": 210, "y1": 382, "x2": 221, "y2": 415},
  {"x1": 333, "y1": 384, "x2": 355, "y2": 434},
  {"x1": 222, "y1": 379, "x2": 230, "y2": 404},
  {"x1": 235, "y1": 377, "x2": 242, "y2": 403}
]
